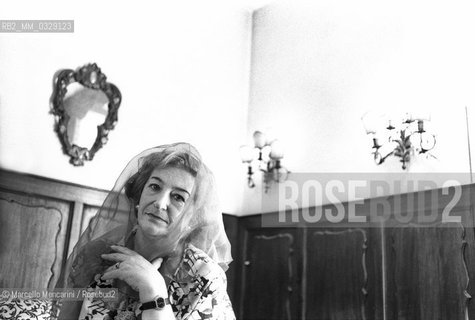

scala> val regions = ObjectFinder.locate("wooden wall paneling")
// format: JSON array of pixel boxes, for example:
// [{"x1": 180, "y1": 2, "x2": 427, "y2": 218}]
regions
[
  {"x1": 305, "y1": 226, "x2": 382, "y2": 320},
  {"x1": 360, "y1": 201, "x2": 385, "y2": 320},
  {"x1": 65, "y1": 204, "x2": 100, "y2": 258},
  {"x1": 0, "y1": 169, "x2": 110, "y2": 289},
  {"x1": 77, "y1": 204, "x2": 129, "y2": 242},
  {"x1": 0, "y1": 169, "x2": 110, "y2": 262},
  {"x1": 383, "y1": 185, "x2": 475, "y2": 320},
  {"x1": 237, "y1": 214, "x2": 303, "y2": 320},
  {"x1": 464, "y1": 184, "x2": 475, "y2": 319},
  {"x1": 300, "y1": 198, "x2": 384, "y2": 320},
  {"x1": 0, "y1": 170, "x2": 108, "y2": 207},
  {"x1": 463, "y1": 222, "x2": 475, "y2": 320},
  {"x1": 0, "y1": 190, "x2": 72, "y2": 289},
  {"x1": 67, "y1": 201, "x2": 84, "y2": 257},
  {"x1": 80, "y1": 205, "x2": 102, "y2": 234},
  {"x1": 367, "y1": 226, "x2": 384, "y2": 320},
  {"x1": 385, "y1": 226, "x2": 470, "y2": 319},
  {"x1": 5, "y1": 168, "x2": 475, "y2": 319},
  {"x1": 223, "y1": 214, "x2": 240, "y2": 310}
]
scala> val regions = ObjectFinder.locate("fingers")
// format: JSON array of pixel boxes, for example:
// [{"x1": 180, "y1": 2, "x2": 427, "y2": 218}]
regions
[
  {"x1": 151, "y1": 257, "x2": 163, "y2": 269},
  {"x1": 104, "y1": 264, "x2": 117, "y2": 272},
  {"x1": 101, "y1": 269, "x2": 121, "y2": 281},
  {"x1": 101, "y1": 253, "x2": 127, "y2": 262},
  {"x1": 101, "y1": 245, "x2": 138, "y2": 263},
  {"x1": 110, "y1": 245, "x2": 137, "y2": 255}
]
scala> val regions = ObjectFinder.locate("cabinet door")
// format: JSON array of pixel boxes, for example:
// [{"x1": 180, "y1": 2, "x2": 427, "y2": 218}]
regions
[
  {"x1": 384, "y1": 226, "x2": 474, "y2": 320},
  {"x1": 305, "y1": 227, "x2": 383, "y2": 320},
  {"x1": 0, "y1": 170, "x2": 110, "y2": 289},
  {"x1": 0, "y1": 190, "x2": 72, "y2": 289},
  {"x1": 239, "y1": 225, "x2": 302, "y2": 320}
]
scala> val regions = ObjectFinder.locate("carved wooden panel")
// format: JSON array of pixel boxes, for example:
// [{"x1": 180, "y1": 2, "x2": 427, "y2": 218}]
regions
[
  {"x1": 240, "y1": 227, "x2": 301, "y2": 320},
  {"x1": 80, "y1": 205, "x2": 129, "y2": 235},
  {"x1": 306, "y1": 228, "x2": 371, "y2": 320},
  {"x1": 385, "y1": 225, "x2": 472, "y2": 320},
  {"x1": 463, "y1": 195, "x2": 475, "y2": 319},
  {"x1": 0, "y1": 190, "x2": 71, "y2": 289},
  {"x1": 80, "y1": 205, "x2": 101, "y2": 234}
]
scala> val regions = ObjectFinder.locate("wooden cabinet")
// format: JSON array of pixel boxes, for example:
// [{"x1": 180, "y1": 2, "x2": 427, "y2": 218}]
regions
[
  {"x1": 2, "y1": 170, "x2": 475, "y2": 319},
  {"x1": 0, "y1": 190, "x2": 72, "y2": 289},
  {"x1": 235, "y1": 185, "x2": 475, "y2": 320},
  {"x1": 381, "y1": 186, "x2": 475, "y2": 320},
  {"x1": 0, "y1": 170, "x2": 108, "y2": 289},
  {"x1": 305, "y1": 227, "x2": 382, "y2": 320},
  {"x1": 235, "y1": 217, "x2": 383, "y2": 320},
  {"x1": 384, "y1": 226, "x2": 472, "y2": 319},
  {"x1": 236, "y1": 215, "x2": 302, "y2": 320}
]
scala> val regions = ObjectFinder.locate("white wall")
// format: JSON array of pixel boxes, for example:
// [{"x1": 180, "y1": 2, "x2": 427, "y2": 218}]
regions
[
  {"x1": 0, "y1": 0, "x2": 252, "y2": 214},
  {"x1": 243, "y1": 0, "x2": 475, "y2": 214},
  {"x1": 3, "y1": 0, "x2": 475, "y2": 216}
]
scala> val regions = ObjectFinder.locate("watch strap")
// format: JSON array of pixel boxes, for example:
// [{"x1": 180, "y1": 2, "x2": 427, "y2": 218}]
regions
[{"x1": 139, "y1": 296, "x2": 170, "y2": 311}]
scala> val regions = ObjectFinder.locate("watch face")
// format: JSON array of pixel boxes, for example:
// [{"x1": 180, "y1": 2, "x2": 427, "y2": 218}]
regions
[{"x1": 156, "y1": 297, "x2": 165, "y2": 308}]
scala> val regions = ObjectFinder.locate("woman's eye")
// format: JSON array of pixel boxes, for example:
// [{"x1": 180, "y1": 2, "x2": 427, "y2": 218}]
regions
[
  {"x1": 149, "y1": 183, "x2": 160, "y2": 191},
  {"x1": 173, "y1": 194, "x2": 185, "y2": 203}
]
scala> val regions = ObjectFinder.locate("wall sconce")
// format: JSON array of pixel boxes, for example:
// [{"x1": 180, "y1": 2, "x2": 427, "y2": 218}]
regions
[
  {"x1": 240, "y1": 131, "x2": 290, "y2": 191},
  {"x1": 361, "y1": 112, "x2": 436, "y2": 169}
]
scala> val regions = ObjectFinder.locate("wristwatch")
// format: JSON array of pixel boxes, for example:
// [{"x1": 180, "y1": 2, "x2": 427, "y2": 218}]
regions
[{"x1": 139, "y1": 296, "x2": 170, "y2": 311}]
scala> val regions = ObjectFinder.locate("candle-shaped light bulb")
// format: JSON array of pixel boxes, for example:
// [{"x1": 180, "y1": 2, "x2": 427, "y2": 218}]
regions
[
  {"x1": 269, "y1": 140, "x2": 284, "y2": 160},
  {"x1": 362, "y1": 119, "x2": 375, "y2": 134},
  {"x1": 361, "y1": 111, "x2": 381, "y2": 134},
  {"x1": 253, "y1": 131, "x2": 267, "y2": 148}
]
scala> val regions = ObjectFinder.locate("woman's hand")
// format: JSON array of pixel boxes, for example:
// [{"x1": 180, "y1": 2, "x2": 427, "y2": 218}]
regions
[{"x1": 101, "y1": 245, "x2": 167, "y2": 301}]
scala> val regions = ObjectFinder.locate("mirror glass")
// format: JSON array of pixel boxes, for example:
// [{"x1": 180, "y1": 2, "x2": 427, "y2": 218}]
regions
[
  {"x1": 63, "y1": 83, "x2": 109, "y2": 148},
  {"x1": 51, "y1": 63, "x2": 121, "y2": 166}
]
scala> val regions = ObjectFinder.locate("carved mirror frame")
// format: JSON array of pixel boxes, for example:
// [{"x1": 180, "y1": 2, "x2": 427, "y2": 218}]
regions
[{"x1": 51, "y1": 63, "x2": 121, "y2": 166}]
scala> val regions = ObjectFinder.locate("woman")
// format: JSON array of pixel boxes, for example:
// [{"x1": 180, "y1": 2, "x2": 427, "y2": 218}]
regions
[{"x1": 56, "y1": 143, "x2": 234, "y2": 320}]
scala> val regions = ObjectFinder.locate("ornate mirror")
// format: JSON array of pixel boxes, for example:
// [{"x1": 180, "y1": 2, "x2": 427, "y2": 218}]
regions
[{"x1": 51, "y1": 63, "x2": 121, "y2": 166}]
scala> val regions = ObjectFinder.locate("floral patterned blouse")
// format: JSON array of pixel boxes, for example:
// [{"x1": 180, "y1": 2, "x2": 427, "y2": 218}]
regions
[
  {"x1": 0, "y1": 244, "x2": 234, "y2": 320},
  {"x1": 77, "y1": 244, "x2": 235, "y2": 320}
]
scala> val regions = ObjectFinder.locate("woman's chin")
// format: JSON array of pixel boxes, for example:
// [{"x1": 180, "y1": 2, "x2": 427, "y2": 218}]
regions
[
  {"x1": 137, "y1": 213, "x2": 170, "y2": 237},
  {"x1": 138, "y1": 224, "x2": 168, "y2": 238}
]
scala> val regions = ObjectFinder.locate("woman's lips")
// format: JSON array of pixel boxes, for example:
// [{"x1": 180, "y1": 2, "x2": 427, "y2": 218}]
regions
[{"x1": 145, "y1": 212, "x2": 169, "y2": 224}]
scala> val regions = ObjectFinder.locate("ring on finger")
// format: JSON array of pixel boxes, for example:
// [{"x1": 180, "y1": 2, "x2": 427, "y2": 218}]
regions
[{"x1": 115, "y1": 262, "x2": 121, "y2": 269}]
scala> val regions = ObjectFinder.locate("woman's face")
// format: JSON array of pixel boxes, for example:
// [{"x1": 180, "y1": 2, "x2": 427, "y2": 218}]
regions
[{"x1": 137, "y1": 166, "x2": 195, "y2": 238}]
